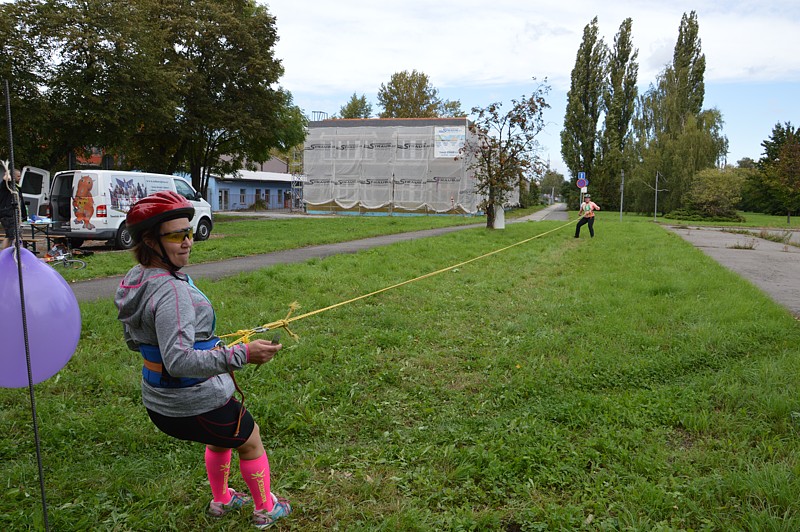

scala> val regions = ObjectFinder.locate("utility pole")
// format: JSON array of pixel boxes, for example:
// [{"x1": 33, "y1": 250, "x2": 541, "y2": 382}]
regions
[
  {"x1": 654, "y1": 171, "x2": 659, "y2": 221},
  {"x1": 619, "y1": 169, "x2": 625, "y2": 222}
]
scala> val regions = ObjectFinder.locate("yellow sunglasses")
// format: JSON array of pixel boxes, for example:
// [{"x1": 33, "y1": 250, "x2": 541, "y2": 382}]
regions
[{"x1": 160, "y1": 227, "x2": 193, "y2": 243}]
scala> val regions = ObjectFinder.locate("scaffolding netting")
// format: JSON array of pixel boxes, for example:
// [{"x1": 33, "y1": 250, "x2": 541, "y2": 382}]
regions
[{"x1": 304, "y1": 122, "x2": 488, "y2": 214}]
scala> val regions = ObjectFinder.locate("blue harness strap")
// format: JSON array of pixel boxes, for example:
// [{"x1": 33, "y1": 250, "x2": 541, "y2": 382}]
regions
[{"x1": 139, "y1": 337, "x2": 222, "y2": 388}]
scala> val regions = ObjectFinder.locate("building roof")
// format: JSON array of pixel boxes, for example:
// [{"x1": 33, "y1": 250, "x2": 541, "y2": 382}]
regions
[
  {"x1": 309, "y1": 117, "x2": 469, "y2": 129},
  {"x1": 212, "y1": 170, "x2": 305, "y2": 183}
]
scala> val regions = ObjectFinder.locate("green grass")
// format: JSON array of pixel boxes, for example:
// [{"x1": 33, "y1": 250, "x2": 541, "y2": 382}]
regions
[
  {"x1": 49, "y1": 207, "x2": 548, "y2": 282},
  {"x1": 658, "y1": 211, "x2": 800, "y2": 228},
  {"x1": 53, "y1": 214, "x2": 482, "y2": 281},
  {"x1": 3, "y1": 215, "x2": 800, "y2": 530}
]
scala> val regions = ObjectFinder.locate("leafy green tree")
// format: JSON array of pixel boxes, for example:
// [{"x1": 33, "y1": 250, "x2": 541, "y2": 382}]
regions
[
  {"x1": 338, "y1": 93, "x2": 372, "y2": 119},
  {"x1": 760, "y1": 123, "x2": 800, "y2": 223},
  {"x1": 2, "y1": 0, "x2": 306, "y2": 197},
  {"x1": 155, "y1": 0, "x2": 306, "y2": 195},
  {"x1": 595, "y1": 18, "x2": 638, "y2": 210},
  {"x1": 560, "y1": 17, "x2": 607, "y2": 188},
  {"x1": 737, "y1": 157, "x2": 756, "y2": 169},
  {"x1": 463, "y1": 81, "x2": 550, "y2": 228},
  {"x1": 438, "y1": 99, "x2": 465, "y2": 118},
  {"x1": 627, "y1": 11, "x2": 726, "y2": 215},
  {"x1": 668, "y1": 11, "x2": 706, "y2": 120},
  {"x1": 377, "y1": 69, "x2": 460, "y2": 118},
  {"x1": 0, "y1": 0, "x2": 57, "y2": 169},
  {"x1": 539, "y1": 168, "x2": 566, "y2": 201}
]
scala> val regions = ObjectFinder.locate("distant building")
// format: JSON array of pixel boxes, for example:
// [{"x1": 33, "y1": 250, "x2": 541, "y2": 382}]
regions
[
  {"x1": 206, "y1": 169, "x2": 304, "y2": 212},
  {"x1": 304, "y1": 118, "x2": 504, "y2": 215}
]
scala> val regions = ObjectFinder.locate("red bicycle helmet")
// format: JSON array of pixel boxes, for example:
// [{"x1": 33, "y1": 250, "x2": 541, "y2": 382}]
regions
[{"x1": 126, "y1": 191, "x2": 195, "y2": 243}]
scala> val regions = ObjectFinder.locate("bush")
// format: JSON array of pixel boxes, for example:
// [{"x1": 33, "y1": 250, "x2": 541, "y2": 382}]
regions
[
  {"x1": 248, "y1": 198, "x2": 269, "y2": 211},
  {"x1": 668, "y1": 208, "x2": 746, "y2": 223},
  {"x1": 683, "y1": 167, "x2": 745, "y2": 218}
]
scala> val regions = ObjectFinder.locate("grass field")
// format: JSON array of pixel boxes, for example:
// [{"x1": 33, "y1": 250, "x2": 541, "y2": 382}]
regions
[
  {"x1": 51, "y1": 212, "x2": 485, "y2": 281},
  {"x1": 2, "y1": 213, "x2": 800, "y2": 530}
]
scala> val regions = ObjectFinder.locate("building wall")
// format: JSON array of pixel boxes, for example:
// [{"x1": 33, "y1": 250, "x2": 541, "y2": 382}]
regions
[
  {"x1": 207, "y1": 176, "x2": 302, "y2": 211},
  {"x1": 303, "y1": 118, "x2": 481, "y2": 215}
]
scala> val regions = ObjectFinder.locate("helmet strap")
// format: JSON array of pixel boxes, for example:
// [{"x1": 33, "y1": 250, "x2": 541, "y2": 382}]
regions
[{"x1": 156, "y1": 240, "x2": 182, "y2": 273}]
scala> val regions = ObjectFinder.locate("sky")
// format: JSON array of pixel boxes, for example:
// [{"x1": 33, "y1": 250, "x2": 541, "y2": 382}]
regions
[{"x1": 265, "y1": 0, "x2": 800, "y2": 176}]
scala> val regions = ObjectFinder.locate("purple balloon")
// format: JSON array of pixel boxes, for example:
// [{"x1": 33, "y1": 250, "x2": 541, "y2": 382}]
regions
[{"x1": 0, "y1": 247, "x2": 81, "y2": 388}]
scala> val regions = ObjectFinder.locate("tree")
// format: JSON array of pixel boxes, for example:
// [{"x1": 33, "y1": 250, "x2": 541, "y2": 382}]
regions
[
  {"x1": 0, "y1": 0, "x2": 58, "y2": 169},
  {"x1": 338, "y1": 93, "x2": 372, "y2": 119},
  {"x1": 438, "y1": 99, "x2": 465, "y2": 118},
  {"x1": 539, "y1": 168, "x2": 566, "y2": 203},
  {"x1": 377, "y1": 69, "x2": 461, "y2": 118},
  {"x1": 155, "y1": 0, "x2": 307, "y2": 196},
  {"x1": 626, "y1": 11, "x2": 726, "y2": 215},
  {"x1": 2, "y1": 0, "x2": 306, "y2": 198},
  {"x1": 669, "y1": 11, "x2": 706, "y2": 120},
  {"x1": 595, "y1": 17, "x2": 638, "y2": 210},
  {"x1": 462, "y1": 81, "x2": 550, "y2": 228},
  {"x1": 561, "y1": 17, "x2": 607, "y2": 189},
  {"x1": 761, "y1": 123, "x2": 800, "y2": 223}
]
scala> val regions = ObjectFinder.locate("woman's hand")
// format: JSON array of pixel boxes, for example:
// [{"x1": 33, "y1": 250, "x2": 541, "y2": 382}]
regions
[{"x1": 247, "y1": 339, "x2": 282, "y2": 366}]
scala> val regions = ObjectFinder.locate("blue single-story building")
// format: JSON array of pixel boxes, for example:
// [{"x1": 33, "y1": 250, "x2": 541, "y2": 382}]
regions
[{"x1": 206, "y1": 170, "x2": 305, "y2": 212}]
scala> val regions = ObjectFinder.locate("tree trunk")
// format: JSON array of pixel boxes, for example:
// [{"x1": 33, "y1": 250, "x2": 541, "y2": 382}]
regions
[
  {"x1": 486, "y1": 185, "x2": 495, "y2": 229},
  {"x1": 486, "y1": 202, "x2": 495, "y2": 229}
]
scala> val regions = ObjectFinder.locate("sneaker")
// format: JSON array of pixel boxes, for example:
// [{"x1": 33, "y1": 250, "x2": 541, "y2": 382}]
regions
[
  {"x1": 252, "y1": 493, "x2": 291, "y2": 529},
  {"x1": 208, "y1": 488, "x2": 252, "y2": 517}
]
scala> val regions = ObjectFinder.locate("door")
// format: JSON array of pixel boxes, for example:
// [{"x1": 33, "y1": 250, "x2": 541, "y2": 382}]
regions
[
  {"x1": 19, "y1": 166, "x2": 50, "y2": 217},
  {"x1": 70, "y1": 172, "x2": 100, "y2": 233}
]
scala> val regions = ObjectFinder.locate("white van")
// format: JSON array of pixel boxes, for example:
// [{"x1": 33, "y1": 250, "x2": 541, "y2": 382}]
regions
[{"x1": 20, "y1": 168, "x2": 213, "y2": 249}]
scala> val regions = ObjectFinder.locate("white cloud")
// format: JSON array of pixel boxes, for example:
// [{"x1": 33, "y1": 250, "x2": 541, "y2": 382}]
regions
[
  {"x1": 268, "y1": 0, "x2": 800, "y2": 94},
  {"x1": 266, "y1": 0, "x2": 799, "y2": 170}
]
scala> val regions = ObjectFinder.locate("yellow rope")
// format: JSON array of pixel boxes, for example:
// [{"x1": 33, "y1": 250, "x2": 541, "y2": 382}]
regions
[{"x1": 219, "y1": 217, "x2": 578, "y2": 346}]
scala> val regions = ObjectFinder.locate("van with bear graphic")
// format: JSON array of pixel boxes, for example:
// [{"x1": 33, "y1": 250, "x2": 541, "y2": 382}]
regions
[{"x1": 20, "y1": 168, "x2": 213, "y2": 249}]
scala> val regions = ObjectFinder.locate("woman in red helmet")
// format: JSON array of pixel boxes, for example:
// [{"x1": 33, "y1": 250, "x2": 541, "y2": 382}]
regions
[{"x1": 114, "y1": 191, "x2": 291, "y2": 528}]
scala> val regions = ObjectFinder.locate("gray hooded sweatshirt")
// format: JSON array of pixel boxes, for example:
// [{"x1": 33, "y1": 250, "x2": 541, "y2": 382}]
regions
[{"x1": 115, "y1": 264, "x2": 250, "y2": 417}]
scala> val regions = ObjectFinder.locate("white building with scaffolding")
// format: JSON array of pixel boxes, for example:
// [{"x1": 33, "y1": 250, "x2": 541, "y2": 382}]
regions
[{"x1": 304, "y1": 117, "x2": 500, "y2": 215}]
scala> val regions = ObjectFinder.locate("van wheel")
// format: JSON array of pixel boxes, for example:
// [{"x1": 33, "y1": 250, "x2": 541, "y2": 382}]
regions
[
  {"x1": 195, "y1": 218, "x2": 212, "y2": 241},
  {"x1": 68, "y1": 238, "x2": 85, "y2": 249},
  {"x1": 115, "y1": 224, "x2": 134, "y2": 250}
]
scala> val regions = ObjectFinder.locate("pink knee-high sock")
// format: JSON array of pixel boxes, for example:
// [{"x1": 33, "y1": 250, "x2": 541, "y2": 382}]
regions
[
  {"x1": 240, "y1": 453, "x2": 273, "y2": 511},
  {"x1": 205, "y1": 447, "x2": 233, "y2": 503}
]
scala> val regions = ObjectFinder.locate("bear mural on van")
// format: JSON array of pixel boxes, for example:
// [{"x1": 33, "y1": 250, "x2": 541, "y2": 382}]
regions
[{"x1": 73, "y1": 174, "x2": 95, "y2": 230}]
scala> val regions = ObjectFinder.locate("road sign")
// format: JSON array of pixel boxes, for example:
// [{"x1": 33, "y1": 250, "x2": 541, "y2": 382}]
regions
[{"x1": 576, "y1": 177, "x2": 588, "y2": 188}]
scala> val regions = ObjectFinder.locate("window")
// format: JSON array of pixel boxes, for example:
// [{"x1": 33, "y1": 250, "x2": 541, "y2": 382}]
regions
[
  {"x1": 175, "y1": 178, "x2": 196, "y2": 200},
  {"x1": 240, "y1": 189, "x2": 246, "y2": 204},
  {"x1": 255, "y1": 188, "x2": 261, "y2": 200}
]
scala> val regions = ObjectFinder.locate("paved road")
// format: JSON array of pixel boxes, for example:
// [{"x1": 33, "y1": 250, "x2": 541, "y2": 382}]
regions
[{"x1": 666, "y1": 225, "x2": 800, "y2": 317}]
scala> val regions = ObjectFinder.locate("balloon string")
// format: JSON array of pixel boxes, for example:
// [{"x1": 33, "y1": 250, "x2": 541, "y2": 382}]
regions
[{"x1": 4, "y1": 79, "x2": 51, "y2": 531}]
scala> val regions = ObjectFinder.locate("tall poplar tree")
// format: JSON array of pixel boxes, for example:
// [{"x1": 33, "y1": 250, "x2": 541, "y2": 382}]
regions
[
  {"x1": 628, "y1": 11, "x2": 726, "y2": 214},
  {"x1": 560, "y1": 17, "x2": 607, "y2": 194},
  {"x1": 595, "y1": 18, "x2": 638, "y2": 209}
]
